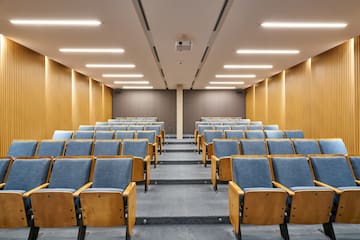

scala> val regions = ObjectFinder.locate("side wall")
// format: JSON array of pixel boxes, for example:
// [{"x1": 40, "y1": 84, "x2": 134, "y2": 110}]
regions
[
  {"x1": 0, "y1": 37, "x2": 112, "y2": 155},
  {"x1": 246, "y1": 37, "x2": 360, "y2": 154}
]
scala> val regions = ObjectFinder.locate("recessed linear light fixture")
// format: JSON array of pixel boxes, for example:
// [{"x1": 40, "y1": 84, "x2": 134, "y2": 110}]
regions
[
  {"x1": 205, "y1": 86, "x2": 236, "y2": 89},
  {"x1": 103, "y1": 74, "x2": 144, "y2": 78},
  {"x1": 122, "y1": 86, "x2": 153, "y2": 89},
  {"x1": 237, "y1": 49, "x2": 299, "y2": 54},
  {"x1": 261, "y1": 22, "x2": 347, "y2": 28},
  {"x1": 114, "y1": 81, "x2": 149, "y2": 84},
  {"x1": 209, "y1": 81, "x2": 244, "y2": 85},
  {"x1": 224, "y1": 65, "x2": 273, "y2": 69},
  {"x1": 10, "y1": 19, "x2": 101, "y2": 26},
  {"x1": 86, "y1": 64, "x2": 135, "y2": 68},
  {"x1": 215, "y1": 74, "x2": 256, "y2": 78},
  {"x1": 59, "y1": 48, "x2": 124, "y2": 53}
]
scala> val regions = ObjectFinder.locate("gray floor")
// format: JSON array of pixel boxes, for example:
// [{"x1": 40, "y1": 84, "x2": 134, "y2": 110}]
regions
[{"x1": 1, "y1": 138, "x2": 360, "y2": 239}]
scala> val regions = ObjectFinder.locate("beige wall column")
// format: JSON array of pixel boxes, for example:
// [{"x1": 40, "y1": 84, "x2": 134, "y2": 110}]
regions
[{"x1": 176, "y1": 84, "x2": 183, "y2": 139}]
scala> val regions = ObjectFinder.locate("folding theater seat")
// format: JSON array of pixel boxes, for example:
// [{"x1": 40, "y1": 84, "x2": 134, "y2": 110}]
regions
[
  {"x1": 202, "y1": 130, "x2": 223, "y2": 167},
  {"x1": 94, "y1": 126, "x2": 111, "y2": 131},
  {"x1": 137, "y1": 130, "x2": 159, "y2": 167},
  {"x1": 93, "y1": 140, "x2": 121, "y2": 157},
  {"x1": 7, "y1": 140, "x2": 38, "y2": 157},
  {"x1": 0, "y1": 157, "x2": 12, "y2": 189},
  {"x1": 283, "y1": 130, "x2": 304, "y2": 138},
  {"x1": 111, "y1": 125, "x2": 128, "y2": 131},
  {"x1": 94, "y1": 130, "x2": 115, "y2": 140},
  {"x1": 224, "y1": 130, "x2": 245, "y2": 140},
  {"x1": 264, "y1": 130, "x2": 284, "y2": 139},
  {"x1": 115, "y1": 131, "x2": 135, "y2": 140},
  {"x1": 35, "y1": 140, "x2": 65, "y2": 157},
  {"x1": 78, "y1": 125, "x2": 95, "y2": 131},
  {"x1": 292, "y1": 139, "x2": 321, "y2": 156},
  {"x1": 52, "y1": 130, "x2": 73, "y2": 140},
  {"x1": 230, "y1": 125, "x2": 247, "y2": 131},
  {"x1": 79, "y1": 156, "x2": 136, "y2": 240},
  {"x1": 145, "y1": 125, "x2": 163, "y2": 153},
  {"x1": 266, "y1": 139, "x2": 295, "y2": 155},
  {"x1": 244, "y1": 130, "x2": 265, "y2": 139},
  {"x1": 128, "y1": 125, "x2": 144, "y2": 131},
  {"x1": 197, "y1": 125, "x2": 214, "y2": 153},
  {"x1": 263, "y1": 124, "x2": 279, "y2": 130},
  {"x1": 246, "y1": 125, "x2": 263, "y2": 130},
  {"x1": 64, "y1": 140, "x2": 93, "y2": 156},
  {"x1": 318, "y1": 138, "x2": 348, "y2": 155},
  {"x1": 239, "y1": 139, "x2": 267, "y2": 155},
  {"x1": 73, "y1": 130, "x2": 94, "y2": 139},
  {"x1": 214, "y1": 125, "x2": 231, "y2": 131},
  {"x1": 228, "y1": 156, "x2": 288, "y2": 240}
]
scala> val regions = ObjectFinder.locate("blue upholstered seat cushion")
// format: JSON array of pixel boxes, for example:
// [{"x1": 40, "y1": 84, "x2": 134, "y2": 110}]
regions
[
  {"x1": 48, "y1": 158, "x2": 92, "y2": 189},
  {"x1": 290, "y1": 186, "x2": 330, "y2": 191},
  {"x1": 115, "y1": 131, "x2": 135, "y2": 140},
  {"x1": 318, "y1": 139, "x2": 348, "y2": 155},
  {"x1": 95, "y1": 131, "x2": 115, "y2": 140},
  {"x1": 52, "y1": 130, "x2": 73, "y2": 140},
  {"x1": 272, "y1": 157, "x2": 314, "y2": 188},
  {"x1": 284, "y1": 130, "x2": 304, "y2": 138},
  {"x1": 35, "y1": 188, "x2": 76, "y2": 193},
  {"x1": 225, "y1": 130, "x2": 244, "y2": 139},
  {"x1": 293, "y1": 139, "x2": 321, "y2": 156},
  {"x1": 267, "y1": 140, "x2": 294, "y2": 155},
  {"x1": 36, "y1": 141, "x2": 65, "y2": 157},
  {"x1": 122, "y1": 140, "x2": 148, "y2": 159},
  {"x1": 245, "y1": 130, "x2": 265, "y2": 139},
  {"x1": 92, "y1": 158, "x2": 132, "y2": 189},
  {"x1": 93, "y1": 140, "x2": 121, "y2": 156},
  {"x1": 264, "y1": 130, "x2": 284, "y2": 139},
  {"x1": 137, "y1": 131, "x2": 156, "y2": 144},
  {"x1": 311, "y1": 156, "x2": 356, "y2": 187},
  {"x1": 82, "y1": 188, "x2": 124, "y2": 193},
  {"x1": 243, "y1": 187, "x2": 284, "y2": 192},
  {"x1": 74, "y1": 131, "x2": 94, "y2": 139},
  {"x1": 232, "y1": 157, "x2": 273, "y2": 188},
  {"x1": 0, "y1": 159, "x2": 10, "y2": 182},
  {"x1": 337, "y1": 186, "x2": 360, "y2": 191},
  {"x1": 7, "y1": 141, "x2": 37, "y2": 157},
  {"x1": 204, "y1": 131, "x2": 223, "y2": 143},
  {"x1": 213, "y1": 140, "x2": 239, "y2": 158},
  {"x1": 65, "y1": 140, "x2": 93, "y2": 156},
  {"x1": 263, "y1": 125, "x2": 279, "y2": 130},
  {"x1": 240, "y1": 139, "x2": 267, "y2": 155},
  {"x1": 0, "y1": 190, "x2": 26, "y2": 194},
  {"x1": 4, "y1": 159, "x2": 50, "y2": 191},
  {"x1": 349, "y1": 156, "x2": 360, "y2": 179}
]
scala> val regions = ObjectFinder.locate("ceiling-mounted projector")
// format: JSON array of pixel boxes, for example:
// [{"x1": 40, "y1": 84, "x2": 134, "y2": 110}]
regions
[{"x1": 175, "y1": 40, "x2": 192, "y2": 52}]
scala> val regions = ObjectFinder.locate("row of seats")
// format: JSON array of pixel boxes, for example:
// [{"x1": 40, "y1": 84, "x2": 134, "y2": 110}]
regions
[
  {"x1": 6, "y1": 139, "x2": 154, "y2": 191},
  {"x1": 210, "y1": 138, "x2": 348, "y2": 190},
  {"x1": 0, "y1": 156, "x2": 136, "y2": 240},
  {"x1": 80, "y1": 124, "x2": 164, "y2": 131},
  {"x1": 229, "y1": 154, "x2": 360, "y2": 240},
  {"x1": 112, "y1": 116, "x2": 158, "y2": 121},
  {"x1": 199, "y1": 129, "x2": 304, "y2": 154},
  {"x1": 200, "y1": 116, "x2": 245, "y2": 122}
]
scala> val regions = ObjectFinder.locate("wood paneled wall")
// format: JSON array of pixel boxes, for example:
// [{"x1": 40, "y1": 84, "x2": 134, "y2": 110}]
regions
[
  {"x1": 246, "y1": 37, "x2": 360, "y2": 154},
  {"x1": 0, "y1": 37, "x2": 112, "y2": 155},
  {"x1": 245, "y1": 86, "x2": 255, "y2": 120}
]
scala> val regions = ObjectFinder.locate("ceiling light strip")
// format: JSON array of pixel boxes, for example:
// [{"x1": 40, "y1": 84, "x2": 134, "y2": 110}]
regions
[
  {"x1": 60, "y1": 48, "x2": 124, "y2": 53},
  {"x1": 103, "y1": 74, "x2": 144, "y2": 78},
  {"x1": 224, "y1": 65, "x2": 272, "y2": 69},
  {"x1": 215, "y1": 74, "x2": 256, "y2": 78},
  {"x1": 209, "y1": 81, "x2": 244, "y2": 85},
  {"x1": 114, "y1": 81, "x2": 149, "y2": 84},
  {"x1": 86, "y1": 64, "x2": 135, "y2": 68},
  {"x1": 237, "y1": 49, "x2": 299, "y2": 54},
  {"x1": 123, "y1": 86, "x2": 153, "y2": 89},
  {"x1": 205, "y1": 86, "x2": 236, "y2": 89},
  {"x1": 10, "y1": 19, "x2": 101, "y2": 26},
  {"x1": 261, "y1": 22, "x2": 347, "y2": 28}
]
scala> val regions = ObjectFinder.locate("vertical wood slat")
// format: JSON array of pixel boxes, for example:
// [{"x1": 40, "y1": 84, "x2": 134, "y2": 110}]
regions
[
  {"x1": 355, "y1": 37, "x2": 360, "y2": 154},
  {"x1": 254, "y1": 79, "x2": 268, "y2": 123},
  {"x1": 245, "y1": 86, "x2": 255, "y2": 120},
  {"x1": 103, "y1": 86, "x2": 113, "y2": 120},
  {"x1": 90, "y1": 79, "x2": 103, "y2": 124},
  {"x1": 72, "y1": 72, "x2": 90, "y2": 129},
  {"x1": 267, "y1": 72, "x2": 285, "y2": 128}
]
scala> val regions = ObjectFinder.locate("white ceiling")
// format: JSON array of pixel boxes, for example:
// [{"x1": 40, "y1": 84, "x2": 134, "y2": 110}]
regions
[{"x1": 1, "y1": 0, "x2": 360, "y2": 89}]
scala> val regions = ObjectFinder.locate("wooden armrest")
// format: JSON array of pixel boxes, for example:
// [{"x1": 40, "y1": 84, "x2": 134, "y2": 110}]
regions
[
  {"x1": 356, "y1": 180, "x2": 360, "y2": 185},
  {"x1": 272, "y1": 181, "x2": 294, "y2": 196},
  {"x1": 0, "y1": 183, "x2": 5, "y2": 189},
  {"x1": 73, "y1": 182, "x2": 93, "y2": 197},
  {"x1": 123, "y1": 182, "x2": 136, "y2": 197},
  {"x1": 314, "y1": 180, "x2": 342, "y2": 194},
  {"x1": 23, "y1": 183, "x2": 49, "y2": 198},
  {"x1": 144, "y1": 155, "x2": 151, "y2": 162},
  {"x1": 211, "y1": 155, "x2": 219, "y2": 162},
  {"x1": 229, "y1": 181, "x2": 244, "y2": 195}
]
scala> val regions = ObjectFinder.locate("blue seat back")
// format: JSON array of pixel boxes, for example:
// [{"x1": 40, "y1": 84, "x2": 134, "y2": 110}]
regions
[
  {"x1": 0, "y1": 158, "x2": 11, "y2": 183},
  {"x1": 74, "y1": 131, "x2": 94, "y2": 139},
  {"x1": 52, "y1": 130, "x2": 73, "y2": 140},
  {"x1": 240, "y1": 139, "x2": 267, "y2": 155},
  {"x1": 318, "y1": 139, "x2": 348, "y2": 155},
  {"x1": 122, "y1": 139, "x2": 148, "y2": 159},
  {"x1": 213, "y1": 139, "x2": 239, "y2": 158},
  {"x1": 349, "y1": 156, "x2": 360, "y2": 180},
  {"x1": 92, "y1": 157, "x2": 132, "y2": 189},
  {"x1": 272, "y1": 156, "x2": 314, "y2": 188},
  {"x1": 7, "y1": 140, "x2": 38, "y2": 157},
  {"x1": 284, "y1": 130, "x2": 304, "y2": 138},
  {"x1": 145, "y1": 125, "x2": 161, "y2": 136},
  {"x1": 267, "y1": 139, "x2": 295, "y2": 155},
  {"x1": 263, "y1": 125, "x2": 279, "y2": 130},
  {"x1": 4, "y1": 158, "x2": 51, "y2": 191},
  {"x1": 128, "y1": 125, "x2": 144, "y2": 131},
  {"x1": 137, "y1": 131, "x2": 156, "y2": 144},
  {"x1": 198, "y1": 125, "x2": 214, "y2": 135},
  {"x1": 79, "y1": 125, "x2": 95, "y2": 131},
  {"x1": 310, "y1": 155, "x2": 356, "y2": 187},
  {"x1": 95, "y1": 126, "x2": 111, "y2": 131},
  {"x1": 48, "y1": 157, "x2": 92, "y2": 189},
  {"x1": 225, "y1": 130, "x2": 245, "y2": 139},
  {"x1": 250, "y1": 121, "x2": 262, "y2": 125},
  {"x1": 264, "y1": 130, "x2": 284, "y2": 139},
  {"x1": 94, "y1": 131, "x2": 115, "y2": 140},
  {"x1": 231, "y1": 125, "x2": 247, "y2": 130},
  {"x1": 36, "y1": 140, "x2": 65, "y2": 157},
  {"x1": 204, "y1": 130, "x2": 223, "y2": 143},
  {"x1": 93, "y1": 140, "x2": 121, "y2": 156},
  {"x1": 65, "y1": 140, "x2": 93, "y2": 156},
  {"x1": 215, "y1": 125, "x2": 231, "y2": 131},
  {"x1": 111, "y1": 125, "x2": 128, "y2": 131},
  {"x1": 247, "y1": 125, "x2": 263, "y2": 130},
  {"x1": 245, "y1": 130, "x2": 265, "y2": 139},
  {"x1": 293, "y1": 139, "x2": 321, "y2": 156},
  {"x1": 115, "y1": 131, "x2": 135, "y2": 140},
  {"x1": 232, "y1": 156, "x2": 273, "y2": 188}
]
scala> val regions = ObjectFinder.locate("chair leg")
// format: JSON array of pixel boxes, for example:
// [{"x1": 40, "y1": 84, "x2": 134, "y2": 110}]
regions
[
  {"x1": 236, "y1": 222, "x2": 242, "y2": 240},
  {"x1": 279, "y1": 223, "x2": 289, "y2": 240},
  {"x1": 77, "y1": 226, "x2": 87, "y2": 240},
  {"x1": 126, "y1": 225, "x2": 131, "y2": 240},
  {"x1": 323, "y1": 222, "x2": 336, "y2": 240},
  {"x1": 213, "y1": 179, "x2": 218, "y2": 192},
  {"x1": 28, "y1": 226, "x2": 39, "y2": 240}
]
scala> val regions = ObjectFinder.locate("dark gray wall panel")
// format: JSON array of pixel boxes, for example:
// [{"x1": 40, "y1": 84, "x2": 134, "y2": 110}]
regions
[
  {"x1": 112, "y1": 90, "x2": 176, "y2": 134},
  {"x1": 183, "y1": 90, "x2": 245, "y2": 134}
]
